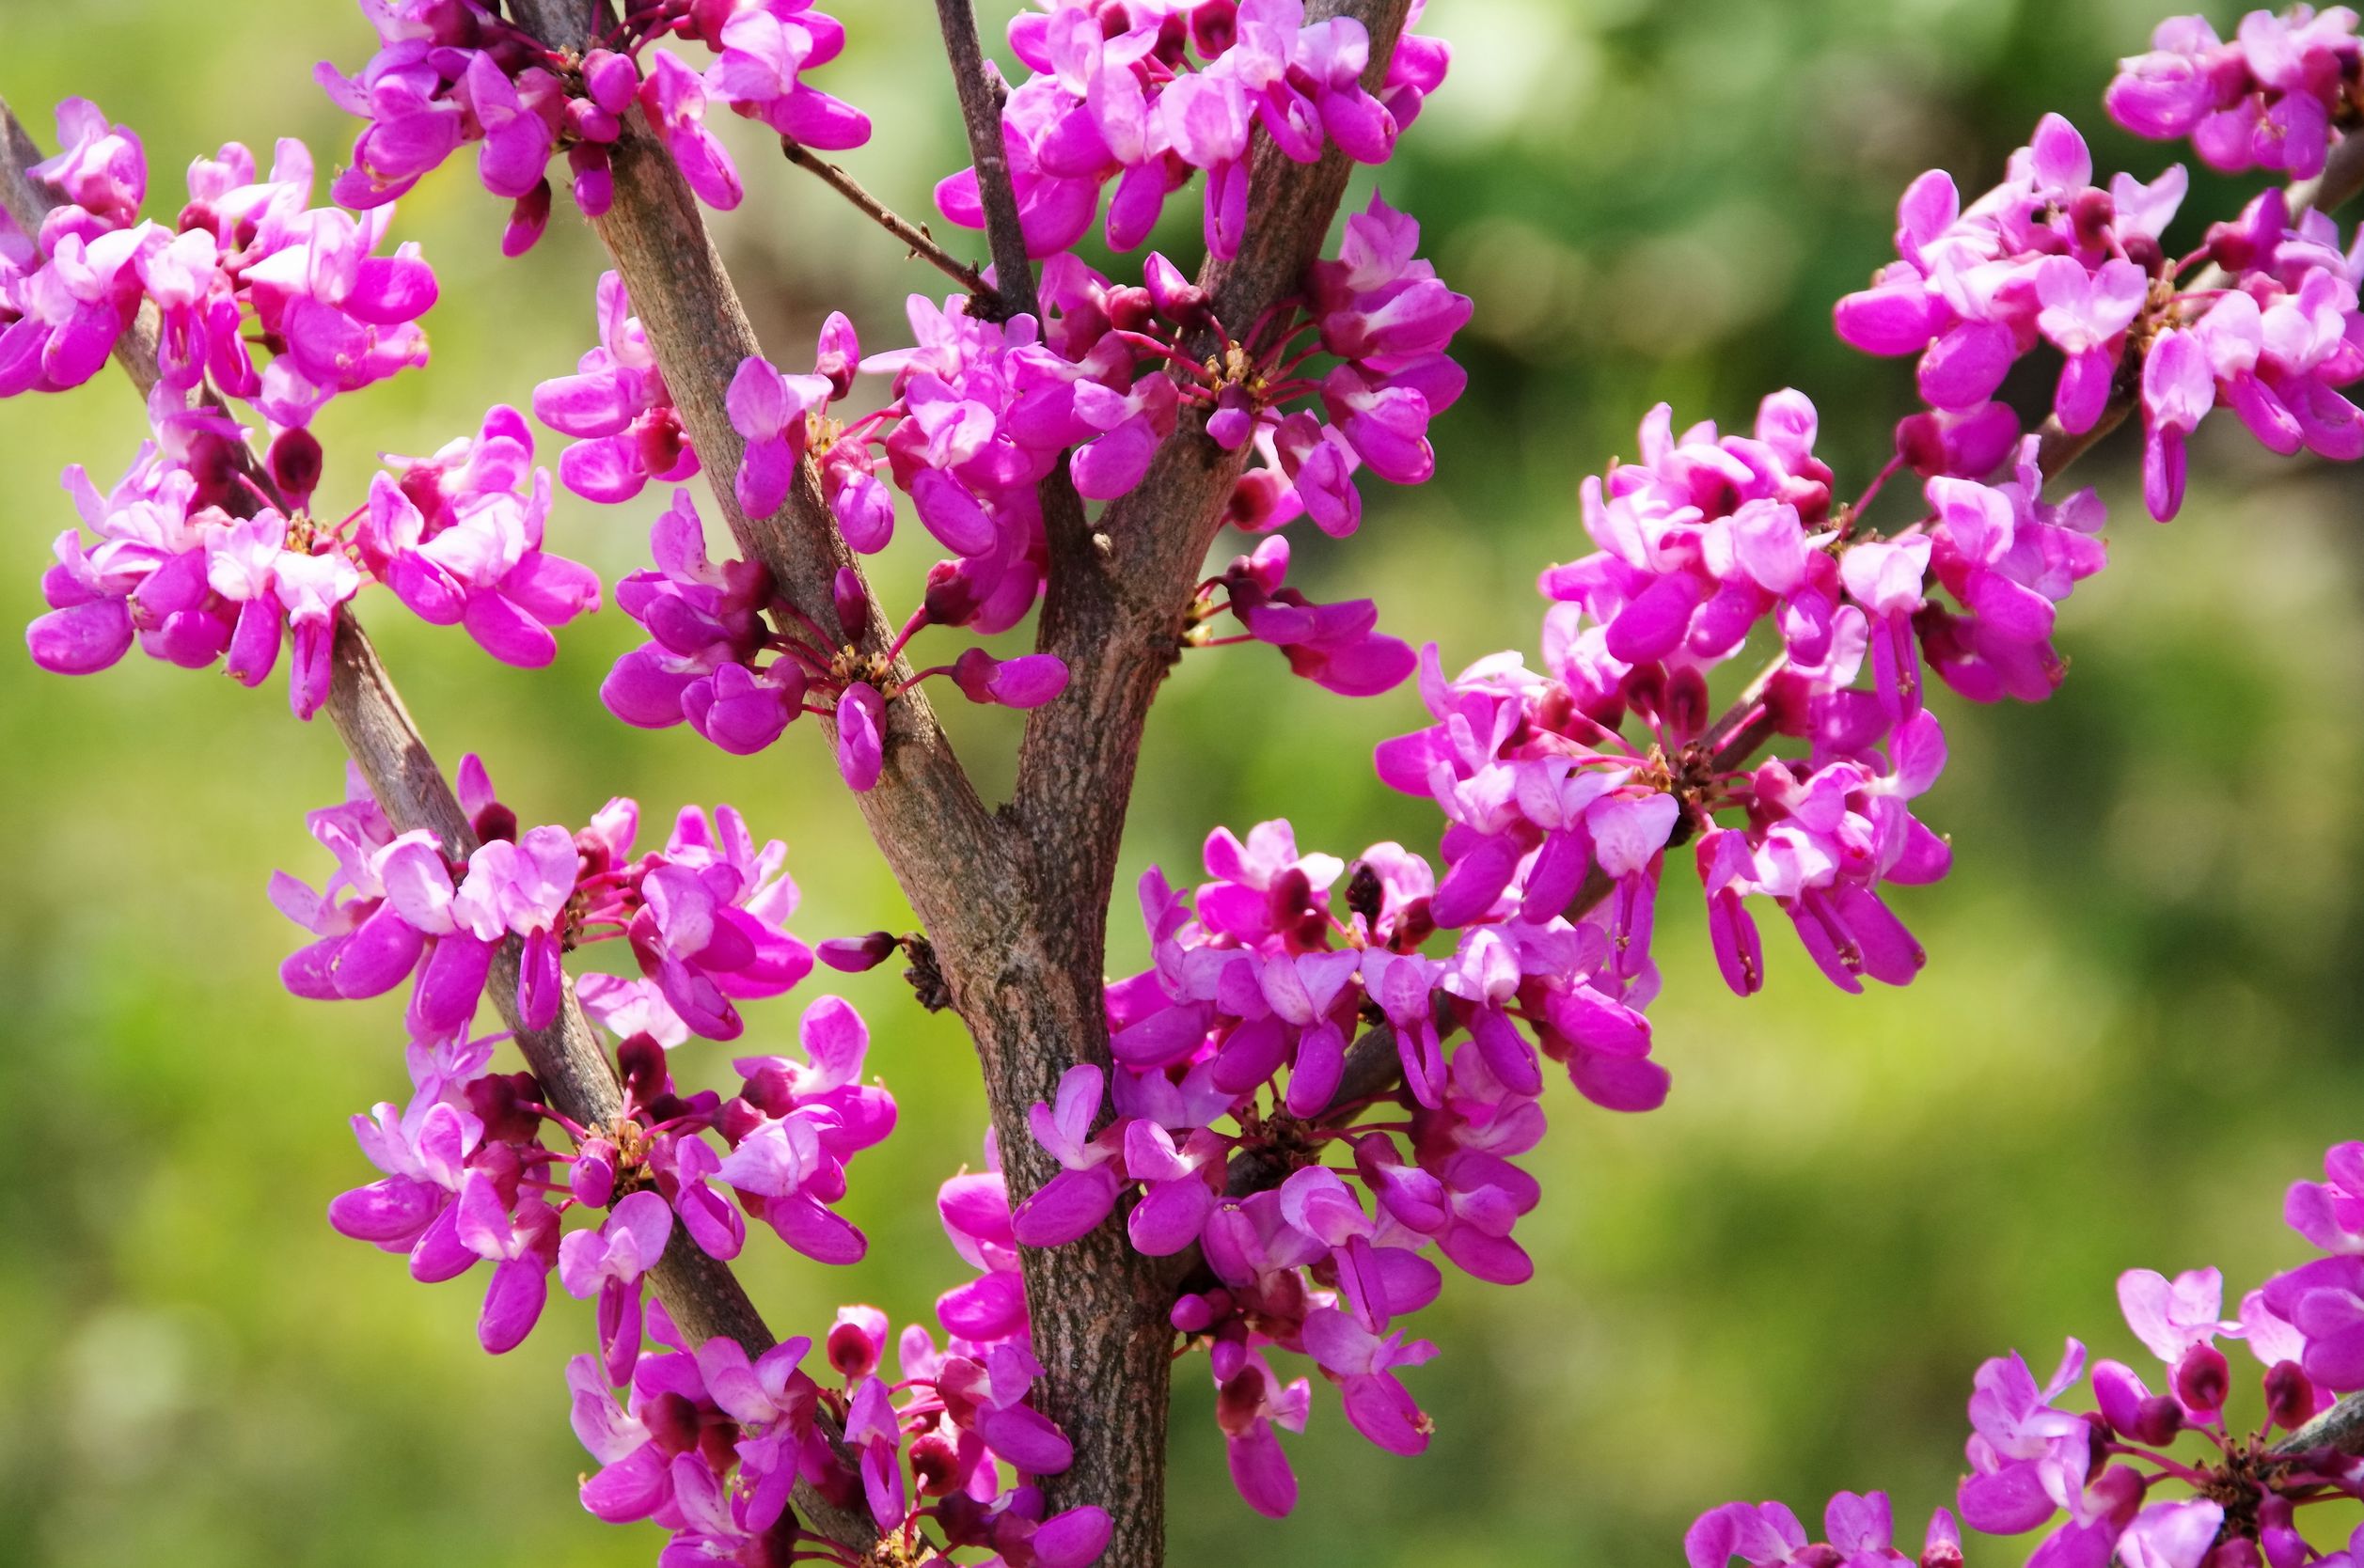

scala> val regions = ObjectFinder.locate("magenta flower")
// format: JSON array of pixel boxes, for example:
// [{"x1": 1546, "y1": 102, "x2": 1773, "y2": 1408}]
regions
[
  {"x1": 2142, "y1": 326, "x2": 2216, "y2": 521},
  {"x1": 534, "y1": 272, "x2": 699, "y2": 504},
  {"x1": 1213, "y1": 1353, "x2": 1311, "y2": 1518},
  {"x1": 558, "y1": 1190, "x2": 673, "y2": 1385},
  {"x1": 1011, "y1": 1064, "x2": 1125, "y2": 1247},
  {"x1": 361, "y1": 409, "x2": 601, "y2": 667},
  {"x1": 1686, "y1": 1494, "x2": 1962, "y2": 1568},
  {"x1": 641, "y1": 52, "x2": 742, "y2": 212},
  {"x1": 703, "y1": 3, "x2": 872, "y2": 148},
  {"x1": 725, "y1": 351, "x2": 833, "y2": 522},
  {"x1": 451, "y1": 1169, "x2": 559, "y2": 1354},
  {"x1": 602, "y1": 489, "x2": 803, "y2": 754}
]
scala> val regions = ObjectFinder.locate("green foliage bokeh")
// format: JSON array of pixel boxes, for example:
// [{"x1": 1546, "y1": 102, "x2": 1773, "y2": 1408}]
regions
[{"x1": 3, "y1": 2, "x2": 2361, "y2": 1562}]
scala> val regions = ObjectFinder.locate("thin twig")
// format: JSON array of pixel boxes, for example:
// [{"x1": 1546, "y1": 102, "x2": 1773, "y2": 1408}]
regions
[
  {"x1": 929, "y1": 0, "x2": 1036, "y2": 322},
  {"x1": 778, "y1": 135, "x2": 1001, "y2": 307}
]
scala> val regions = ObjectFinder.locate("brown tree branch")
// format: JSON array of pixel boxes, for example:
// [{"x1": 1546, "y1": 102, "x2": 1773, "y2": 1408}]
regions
[
  {"x1": 928, "y1": 0, "x2": 1097, "y2": 573},
  {"x1": 929, "y1": 0, "x2": 1034, "y2": 321},
  {"x1": 0, "y1": 96, "x2": 877, "y2": 1556},
  {"x1": 776, "y1": 134, "x2": 1001, "y2": 307}
]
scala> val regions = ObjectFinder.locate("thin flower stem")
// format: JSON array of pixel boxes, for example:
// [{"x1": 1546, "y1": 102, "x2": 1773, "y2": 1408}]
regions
[{"x1": 776, "y1": 136, "x2": 1001, "y2": 308}]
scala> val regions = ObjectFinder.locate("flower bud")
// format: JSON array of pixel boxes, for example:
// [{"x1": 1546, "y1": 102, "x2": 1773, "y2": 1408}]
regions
[
  {"x1": 565, "y1": 98, "x2": 622, "y2": 145},
  {"x1": 636, "y1": 407, "x2": 687, "y2": 478},
  {"x1": 923, "y1": 560, "x2": 980, "y2": 627},
  {"x1": 833, "y1": 566, "x2": 870, "y2": 641},
  {"x1": 582, "y1": 49, "x2": 640, "y2": 116},
  {"x1": 910, "y1": 1429, "x2": 962, "y2": 1496},
  {"x1": 466, "y1": 1070, "x2": 544, "y2": 1145},
  {"x1": 816, "y1": 311, "x2": 859, "y2": 401},
  {"x1": 2266, "y1": 1358, "x2": 2316, "y2": 1431},
  {"x1": 501, "y1": 178, "x2": 552, "y2": 259},
  {"x1": 2130, "y1": 1393, "x2": 2183, "y2": 1447},
  {"x1": 952, "y1": 647, "x2": 1069, "y2": 708},
  {"x1": 572, "y1": 1137, "x2": 619, "y2": 1208},
  {"x1": 472, "y1": 800, "x2": 519, "y2": 843},
  {"x1": 2173, "y1": 1341, "x2": 2230, "y2": 1414},
  {"x1": 617, "y1": 1034, "x2": 670, "y2": 1106},
  {"x1": 1104, "y1": 284, "x2": 1156, "y2": 334},
  {"x1": 818, "y1": 932, "x2": 900, "y2": 972},
  {"x1": 827, "y1": 1306, "x2": 889, "y2": 1380},
  {"x1": 268, "y1": 427, "x2": 323, "y2": 500},
  {"x1": 1144, "y1": 251, "x2": 1207, "y2": 322}
]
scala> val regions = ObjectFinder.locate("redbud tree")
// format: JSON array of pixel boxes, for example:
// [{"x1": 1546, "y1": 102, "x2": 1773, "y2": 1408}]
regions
[{"x1": 8, "y1": 3, "x2": 2364, "y2": 1565}]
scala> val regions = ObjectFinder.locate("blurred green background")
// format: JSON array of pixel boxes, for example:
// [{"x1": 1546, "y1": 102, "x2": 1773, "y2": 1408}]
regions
[{"x1": 5, "y1": 0, "x2": 2362, "y2": 1562}]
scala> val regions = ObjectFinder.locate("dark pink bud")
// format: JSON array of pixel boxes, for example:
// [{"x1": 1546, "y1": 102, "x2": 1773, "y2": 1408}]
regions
[
  {"x1": 637, "y1": 409, "x2": 687, "y2": 477},
  {"x1": 827, "y1": 1313, "x2": 884, "y2": 1380},
  {"x1": 1144, "y1": 252, "x2": 1207, "y2": 322},
  {"x1": 717, "y1": 1094, "x2": 768, "y2": 1142},
  {"x1": 2212, "y1": 1539, "x2": 2262, "y2": 1568},
  {"x1": 2266, "y1": 1359, "x2": 2316, "y2": 1431},
  {"x1": 2069, "y1": 188, "x2": 2116, "y2": 252},
  {"x1": 1189, "y1": 0, "x2": 1237, "y2": 57},
  {"x1": 572, "y1": 1138, "x2": 619, "y2": 1208},
  {"x1": 2174, "y1": 1342, "x2": 2230, "y2": 1413},
  {"x1": 466, "y1": 1071, "x2": 544, "y2": 1146},
  {"x1": 617, "y1": 1034, "x2": 670, "y2": 1106},
  {"x1": 646, "y1": 1390, "x2": 703, "y2": 1455},
  {"x1": 472, "y1": 800, "x2": 518, "y2": 843},
  {"x1": 818, "y1": 932, "x2": 899, "y2": 972},
  {"x1": 1104, "y1": 284, "x2": 1156, "y2": 334},
  {"x1": 268, "y1": 427, "x2": 323, "y2": 499},
  {"x1": 2089, "y1": 1462, "x2": 2145, "y2": 1527},
  {"x1": 815, "y1": 312, "x2": 859, "y2": 400},
  {"x1": 582, "y1": 49, "x2": 640, "y2": 116},
  {"x1": 922, "y1": 560, "x2": 979, "y2": 626},
  {"x1": 910, "y1": 1430, "x2": 962, "y2": 1495},
  {"x1": 502, "y1": 178, "x2": 552, "y2": 259},
  {"x1": 2131, "y1": 1394, "x2": 2183, "y2": 1446},
  {"x1": 832, "y1": 567, "x2": 869, "y2": 640}
]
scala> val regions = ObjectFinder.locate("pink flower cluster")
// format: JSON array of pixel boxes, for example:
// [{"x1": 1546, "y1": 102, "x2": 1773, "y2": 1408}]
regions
[
  {"x1": 600, "y1": 489, "x2": 1069, "y2": 789},
  {"x1": 320, "y1": 0, "x2": 869, "y2": 251},
  {"x1": 1, "y1": 101, "x2": 433, "y2": 418},
  {"x1": 565, "y1": 196, "x2": 1461, "y2": 785},
  {"x1": 294, "y1": 754, "x2": 1115, "y2": 1563},
  {"x1": 956, "y1": 809, "x2": 1666, "y2": 1514},
  {"x1": 28, "y1": 417, "x2": 361, "y2": 716},
  {"x1": 1687, "y1": 1493, "x2": 1963, "y2": 1568},
  {"x1": 1836, "y1": 111, "x2": 2364, "y2": 522},
  {"x1": 570, "y1": 1301, "x2": 1110, "y2": 1566},
  {"x1": 26, "y1": 396, "x2": 598, "y2": 710},
  {"x1": 10, "y1": 102, "x2": 607, "y2": 710},
  {"x1": 936, "y1": 0, "x2": 1448, "y2": 259},
  {"x1": 532, "y1": 272, "x2": 701, "y2": 505},
  {"x1": 2109, "y1": 8, "x2": 2360, "y2": 180},
  {"x1": 1187, "y1": 534, "x2": 1414, "y2": 697},
  {"x1": 272, "y1": 760, "x2": 812, "y2": 1044},
  {"x1": 1410, "y1": 388, "x2": 1985, "y2": 998},
  {"x1": 1693, "y1": 1127, "x2": 2364, "y2": 1568},
  {"x1": 361, "y1": 406, "x2": 602, "y2": 666}
]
